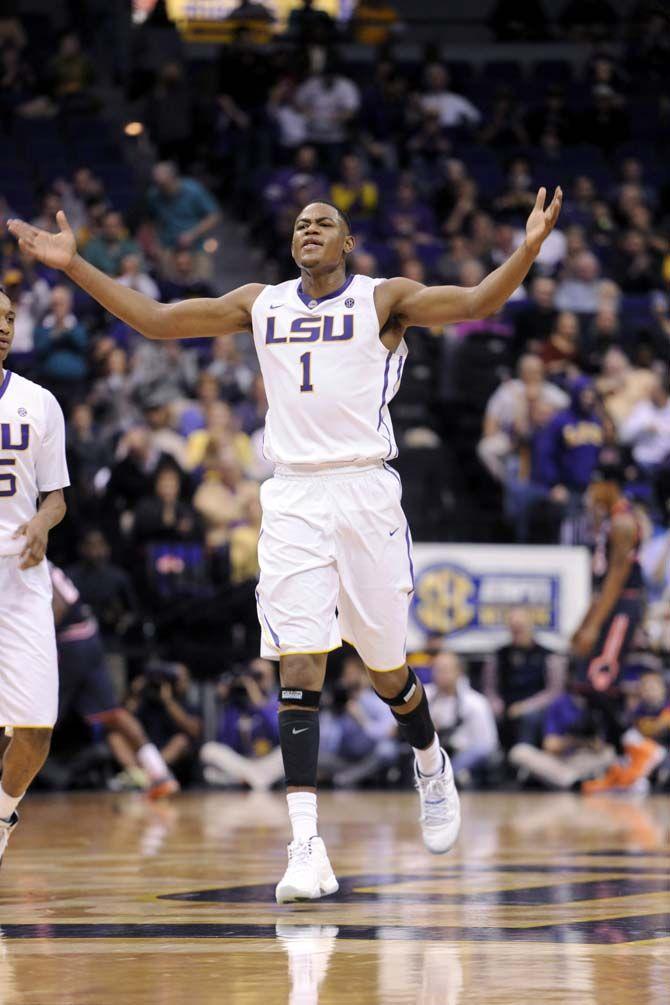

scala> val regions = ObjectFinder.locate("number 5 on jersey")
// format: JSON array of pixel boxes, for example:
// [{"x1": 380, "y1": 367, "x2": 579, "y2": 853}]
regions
[
  {"x1": 299, "y1": 352, "x2": 313, "y2": 393},
  {"x1": 0, "y1": 459, "x2": 17, "y2": 497}
]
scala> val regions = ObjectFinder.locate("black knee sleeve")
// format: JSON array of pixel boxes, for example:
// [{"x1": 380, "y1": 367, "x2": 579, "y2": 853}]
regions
[
  {"x1": 390, "y1": 689, "x2": 436, "y2": 751},
  {"x1": 373, "y1": 669, "x2": 436, "y2": 749},
  {"x1": 278, "y1": 709, "x2": 320, "y2": 788},
  {"x1": 374, "y1": 668, "x2": 420, "y2": 707}
]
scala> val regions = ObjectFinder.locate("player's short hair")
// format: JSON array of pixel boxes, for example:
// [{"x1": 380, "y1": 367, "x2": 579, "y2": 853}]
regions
[
  {"x1": 297, "y1": 201, "x2": 352, "y2": 235},
  {"x1": 0, "y1": 285, "x2": 8, "y2": 299}
]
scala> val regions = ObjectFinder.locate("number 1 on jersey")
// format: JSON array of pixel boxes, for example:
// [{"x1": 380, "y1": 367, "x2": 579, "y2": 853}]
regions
[{"x1": 299, "y1": 351, "x2": 313, "y2": 392}]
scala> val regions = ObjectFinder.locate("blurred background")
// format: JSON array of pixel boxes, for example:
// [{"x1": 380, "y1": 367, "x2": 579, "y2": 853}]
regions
[{"x1": 1, "y1": 0, "x2": 669, "y2": 794}]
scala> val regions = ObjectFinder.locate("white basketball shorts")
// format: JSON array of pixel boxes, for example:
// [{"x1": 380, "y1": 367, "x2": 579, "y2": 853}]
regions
[
  {"x1": 256, "y1": 462, "x2": 414, "y2": 671},
  {"x1": 0, "y1": 556, "x2": 58, "y2": 728}
]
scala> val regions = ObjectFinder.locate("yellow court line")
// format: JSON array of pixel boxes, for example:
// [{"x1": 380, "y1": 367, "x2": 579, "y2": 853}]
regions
[{"x1": 278, "y1": 645, "x2": 341, "y2": 658}]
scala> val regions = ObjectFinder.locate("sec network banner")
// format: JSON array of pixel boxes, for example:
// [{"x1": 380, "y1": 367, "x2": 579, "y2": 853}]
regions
[{"x1": 408, "y1": 544, "x2": 591, "y2": 653}]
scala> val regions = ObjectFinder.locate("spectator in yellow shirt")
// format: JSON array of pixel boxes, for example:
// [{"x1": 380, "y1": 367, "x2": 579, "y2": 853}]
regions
[
  {"x1": 331, "y1": 153, "x2": 379, "y2": 222},
  {"x1": 185, "y1": 401, "x2": 254, "y2": 477},
  {"x1": 193, "y1": 443, "x2": 261, "y2": 579}
]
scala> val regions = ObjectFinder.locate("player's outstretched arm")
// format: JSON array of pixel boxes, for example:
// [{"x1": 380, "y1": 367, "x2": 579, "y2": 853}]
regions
[
  {"x1": 6, "y1": 212, "x2": 263, "y2": 340},
  {"x1": 380, "y1": 186, "x2": 563, "y2": 329}
]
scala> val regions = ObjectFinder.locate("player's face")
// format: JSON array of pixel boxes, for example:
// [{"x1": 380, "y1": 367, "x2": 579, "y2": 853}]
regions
[
  {"x1": 291, "y1": 204, "x2": 353, "y2": 271},
  {"x1": 82, "y1": 530, "x2": 109, "y2": 564},
  {"x1": 0, "y1": 294, "x2": 15, "y2": 363},
  {"x1": 432, "y1": 654, "x2": 460, "y2": 692}
]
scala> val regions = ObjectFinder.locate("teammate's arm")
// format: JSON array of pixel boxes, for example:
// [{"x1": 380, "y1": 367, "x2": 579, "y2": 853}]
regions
[
  {"x1": 7, "y1": 212, "x2": 262, "y2": 340},
  {"x1": 378, "y1": 186, "x2": 562, "y2": 328},
  {"x1": 13, "y1": 489, "x2": 66, "y2": 570},
  {"x1": 571, "y1": 517, "x2": 636, "y2": 657}
]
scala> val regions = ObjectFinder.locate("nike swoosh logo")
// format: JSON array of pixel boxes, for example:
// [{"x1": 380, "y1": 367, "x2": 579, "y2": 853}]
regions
[
  {"x1": 389, "y1": 528, "x2": 400, "y2": 536},
  {"x1": 270, "y1": 303, "x2": 283, "y2": 309},
  {"x1": 292, "y1": 727, "x2": 309, "y2": 735}
]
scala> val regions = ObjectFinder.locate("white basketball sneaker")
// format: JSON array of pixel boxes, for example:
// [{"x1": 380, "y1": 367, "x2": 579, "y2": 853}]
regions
[
  {"x1": 0, "y1": 812, "x2": 19, "y2": 867},
  {"x1": 414, "y1": 750, "x2": 461, "y2": 854},
  {"x1": 275, "y1": 836, "x2": 339, "y2": 904}
]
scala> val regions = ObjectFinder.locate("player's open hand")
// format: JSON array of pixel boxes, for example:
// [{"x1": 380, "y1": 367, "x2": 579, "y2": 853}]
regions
[
  {"x1": 13, "y1": 515, "x2": 49, "y2": 569},
  {"x1": 525, "y1": 186, "x2": 563, "y2": 255},
  {"x1": 6, "y1": 210, "x2": 77, "y2": 271}
]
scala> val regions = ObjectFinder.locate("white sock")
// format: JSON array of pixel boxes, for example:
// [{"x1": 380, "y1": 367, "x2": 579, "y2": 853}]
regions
[
  {"x1": 137, "y1": 743, "x2": 169, "y2": 782},
  {"x1": 0, "y1": 784, "x2": 23, "y2": 822},
  {"x1": 414, "y1": 734, "x2": 443, "y2": 777},
  {"x1": 287, "y1": 791, "x2": 318, "y2": 843}
]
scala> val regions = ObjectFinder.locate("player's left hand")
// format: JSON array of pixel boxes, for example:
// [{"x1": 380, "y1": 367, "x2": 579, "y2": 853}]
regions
[
  {"x1": 525, "y1": 186, "x2": 563, "y2": 254},
  {"x1": 571, "y1": 623, "x2": 599, "y2": 658},
  {"x1": 13, "y1": 515, "x2": 49, "y2": 569}
]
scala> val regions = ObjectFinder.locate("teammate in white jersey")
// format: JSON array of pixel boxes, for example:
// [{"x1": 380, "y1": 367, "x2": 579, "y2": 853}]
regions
[
  {"x1": 8, "y1": 184, "x2": 562, "y2": 899},
  {"x1": 0, "y1": 285, "x2": 69, "y2": 866}
]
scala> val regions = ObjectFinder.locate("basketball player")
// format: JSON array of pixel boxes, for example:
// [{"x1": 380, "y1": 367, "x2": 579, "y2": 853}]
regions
[
  {"x1": 0, "y1": 285, "x2": 69, "y2": 865},
  {"x1": 571, "y1": 466, "x2": 665, "y2": 792},
  {"x1": 51, "y1": 564, "x2": 179, "y2": 798},
  {"x1": 7, "y1": 185, "x2": 562, "y2": 900}
]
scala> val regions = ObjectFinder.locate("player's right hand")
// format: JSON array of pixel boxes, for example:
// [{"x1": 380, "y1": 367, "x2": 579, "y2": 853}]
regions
[
  {"x1": 6, "y1": 210, "x2": 77, "y2": 271},
  {"x1": 13, "y1": 514, "x2": 49, "y2": 569}
]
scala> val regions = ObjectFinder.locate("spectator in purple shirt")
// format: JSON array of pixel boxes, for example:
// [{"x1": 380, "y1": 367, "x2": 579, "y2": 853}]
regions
[
  {"x1": 200, "y1": 659, "x2": 284, "y2": 790},
  {"x1": 508, "y1": 691, "x2": 616, "y2": 788},
  {"x1": 214, "y1": 671, "x2": 278, "y2": 754},
  {"x1": 263, "y1": 144, "x2": 329, "y2": 208},
  {"x1": 320, "y1": 653, "x2": 399, "y2": 788},
  {"x1": 382, "y1": 176, "x2": 437, "y2": 247}
]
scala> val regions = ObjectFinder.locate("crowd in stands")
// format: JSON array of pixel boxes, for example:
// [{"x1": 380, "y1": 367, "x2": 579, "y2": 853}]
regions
[{"x1": 1, "y1": 1, "x2": 669, "y2": 792}]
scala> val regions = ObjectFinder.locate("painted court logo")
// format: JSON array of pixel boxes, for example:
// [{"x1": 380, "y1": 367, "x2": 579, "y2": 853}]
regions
[{"x1": 159, "y1": 855, "x2": 669, "y2": 945}]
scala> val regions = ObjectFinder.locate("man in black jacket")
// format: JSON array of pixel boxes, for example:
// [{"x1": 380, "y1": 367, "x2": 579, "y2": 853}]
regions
[{"x1": 483, "y1": 607, "x2": 566, "y2": 748}]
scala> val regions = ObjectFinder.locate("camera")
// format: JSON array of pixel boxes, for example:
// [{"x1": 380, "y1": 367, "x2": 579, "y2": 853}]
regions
[
  {"x1": 144, "y1": 661, "x2": 181, "y2": 699},
  {"x1": 218, "y1": 664, "x2": 267, "y2": 709}
]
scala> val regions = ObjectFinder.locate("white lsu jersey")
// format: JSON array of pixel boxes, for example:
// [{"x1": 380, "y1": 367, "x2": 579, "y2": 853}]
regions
[
  {"x1": 251, "y1": 274, "x2": 408, "y2": 467},
  {"x1": 0, "y1": 370, "x2": 70, "y2": 556}
]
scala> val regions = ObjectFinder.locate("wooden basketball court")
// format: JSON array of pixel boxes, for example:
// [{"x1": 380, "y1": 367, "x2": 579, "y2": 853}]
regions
[{"x1": 0, "y1": 791, "x2": 668, "y2": 1003}]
